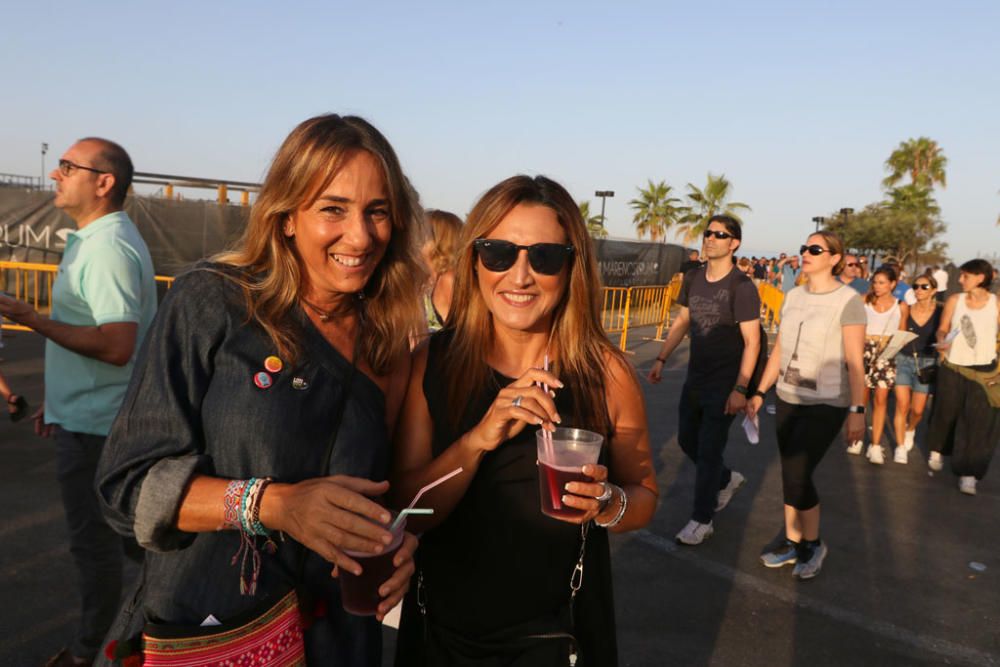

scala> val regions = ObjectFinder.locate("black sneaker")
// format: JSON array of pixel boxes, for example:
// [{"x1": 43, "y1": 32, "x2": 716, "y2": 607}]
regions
[{"x1": 760, "y1": 539, "x2": 798, "y2": 568}]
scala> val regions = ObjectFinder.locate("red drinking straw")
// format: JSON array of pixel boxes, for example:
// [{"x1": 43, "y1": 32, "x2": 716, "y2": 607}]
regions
[{"x1": 542, "y1": 355, "x2": 562, "y2": 510}]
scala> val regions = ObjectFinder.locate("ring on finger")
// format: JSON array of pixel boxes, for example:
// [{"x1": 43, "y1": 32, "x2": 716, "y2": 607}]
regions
[
  {"x1": 512, "y1": 395, "x2": 523, "y2": 409},
  {"x1": 595, "y1": 482, "x2": 613, "y2": 504}
]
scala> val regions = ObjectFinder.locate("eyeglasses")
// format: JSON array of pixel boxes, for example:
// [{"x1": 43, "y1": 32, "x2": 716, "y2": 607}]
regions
[
  {"x1": 703, "y1": 230, "x2": 735, "y2": 240},
  {"x1": 800, "y1": 244, "x2": 833, "y2": 256},
  {"x1": 473, "y1": 239, "x2": 575, "y2": 275},
  {"x1": 913, "y1": 283, "x2": 934, "y2": 290},
  {"x1": 846, "y1": 262, "x2": 860, "y2": 268},
  {"x1": 58, "y1": 159, "x2": 108, "y2": 177}
]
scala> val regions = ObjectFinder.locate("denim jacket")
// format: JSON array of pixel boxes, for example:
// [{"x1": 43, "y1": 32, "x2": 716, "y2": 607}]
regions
[{"x1": 96, "y1": 265, "x2": 388, "y2": 664}]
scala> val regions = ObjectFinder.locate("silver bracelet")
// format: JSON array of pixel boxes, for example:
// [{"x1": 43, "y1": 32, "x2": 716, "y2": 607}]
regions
[{"x1": 594, "y1": 484, "x2": 627, "y2": 528}]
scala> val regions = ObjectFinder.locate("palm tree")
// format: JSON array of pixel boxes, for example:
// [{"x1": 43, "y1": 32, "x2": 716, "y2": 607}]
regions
[
  {"x1": 882, "y1": 137, "x2": 948, "y2": 190},
  {"x1": 675, "y1": 173, "x2": 751, "y2": 243},
  {"x1": 578, "y1": 200, "x2": 608, "y2": 239},
  {"x1": 628, "y1": 180, "x2": 684, "y2": 242}
]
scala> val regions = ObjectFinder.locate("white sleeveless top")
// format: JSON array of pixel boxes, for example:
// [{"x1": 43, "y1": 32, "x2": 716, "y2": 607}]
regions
[
  {"x1": 948, "y1": 293, "x2": 998, "y2": 366},
  {"x1": 864, "y1": 300, "x2": 901, "y2": 336}
]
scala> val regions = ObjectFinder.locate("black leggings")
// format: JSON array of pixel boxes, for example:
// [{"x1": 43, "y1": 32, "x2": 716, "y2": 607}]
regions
[{"x1": 775, "y1": 398, "x2": 848, "y2": 510}]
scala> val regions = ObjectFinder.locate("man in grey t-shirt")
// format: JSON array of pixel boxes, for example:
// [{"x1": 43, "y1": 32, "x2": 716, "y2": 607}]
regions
[{"x1": 649, "y1": 215, "x2": 762, "y2": 546}]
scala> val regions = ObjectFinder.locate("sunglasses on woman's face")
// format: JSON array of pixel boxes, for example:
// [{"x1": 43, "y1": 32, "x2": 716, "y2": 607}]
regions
[
  {"x1": 800, "y1": 244, "x2": 832, "y2": 256},
  {"x1": 473, "y1": 239, "x2": 575, "y2": 275},
  {"x1": 913, "y1": 283, "x2": 934, "y2": 290},
  {"x1": 703, "y1": 230, "x2": 735, "y2": 240}
]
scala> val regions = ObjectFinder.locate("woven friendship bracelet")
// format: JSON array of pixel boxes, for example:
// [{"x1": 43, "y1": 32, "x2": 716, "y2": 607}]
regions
[
  {"x1": 249, "y1": 478, "x2": 273, "y2": 536},
  {"x1": 223, "y1": 479, "x2": 247, "y2": 530},
  {"x1": 239, "y1": 477, "x2": 260, "y2": 534}
]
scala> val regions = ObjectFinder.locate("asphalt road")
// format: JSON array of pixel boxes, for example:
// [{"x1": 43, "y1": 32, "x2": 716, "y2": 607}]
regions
[{"x1": 1, "y1": 325, "x2": 997, "y2": 667}]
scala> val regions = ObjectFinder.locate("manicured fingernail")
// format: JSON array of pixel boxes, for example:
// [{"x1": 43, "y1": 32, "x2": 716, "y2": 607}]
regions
[
  {"x1": 555, "y1": 380, "x2": 565, "y2": 388},
  {"x1": 565, "y1": 483, "x2": 574, "y2": 492},
  {"x1": 562, "y1": 495, "x2": 571, "y2": 503},
  {"x1": 554, "y1": 413, "x2": 562, "y2": 423}
]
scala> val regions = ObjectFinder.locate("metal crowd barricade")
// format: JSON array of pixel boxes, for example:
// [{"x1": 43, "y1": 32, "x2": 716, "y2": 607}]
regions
[
  {"x1": 599, "y1": 274, "x2": 684, "y2": 352},
  {"x1": 0, "y1": 261, "x2": 174, "y2": 332}
]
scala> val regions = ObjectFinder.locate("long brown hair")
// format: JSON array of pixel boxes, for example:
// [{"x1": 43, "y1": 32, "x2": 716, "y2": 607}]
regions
[
  {"x1": 442, "y1": 175, "x2": 623, "y2": 434},
  {"x1": 425, "y1": 209, "x2": 464, "y2": 276},
  {"x1": 213, "y1": 114, "x2": 426, "y2": 374},
  {"x1": 865, "y1": 265, "x2": 898, "y2": 305}
]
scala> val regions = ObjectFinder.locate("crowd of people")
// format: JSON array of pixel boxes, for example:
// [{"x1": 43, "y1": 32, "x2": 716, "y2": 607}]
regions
[{"x1": 0, "y1": 114, "x2": 997, "y2": 666}]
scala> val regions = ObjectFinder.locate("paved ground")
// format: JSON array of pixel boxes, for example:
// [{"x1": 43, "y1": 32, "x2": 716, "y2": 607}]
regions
[{"x1": 1, "y1": 325, "x2": 998, "y2": 666}]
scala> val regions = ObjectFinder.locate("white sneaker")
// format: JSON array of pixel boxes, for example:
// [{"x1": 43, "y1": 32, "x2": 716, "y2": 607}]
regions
[
  {"x1": 846, "y1": 440, "x2": 864, "y2": 455},
  {"x1": 959, "y1": 476, "x2": 977, "y2": 495},
  {"x1": 715, "y1": 472, "x2": 746, "y2": 512},
  {"x1": 928, "y1": 451, "x2": 943, "y2": 472},
  {"x1": 675, "y1": 519, "x2": 714, "y2": 546},
  {"x1": 867, "y1": 445, "x2": 885, "y2": 465},
  {"x1": 903, "y1": 430, "x2": 916, "y2": 452},
  {"x1": 893, "y1": 446, "x2": 908, "y2": 464}
]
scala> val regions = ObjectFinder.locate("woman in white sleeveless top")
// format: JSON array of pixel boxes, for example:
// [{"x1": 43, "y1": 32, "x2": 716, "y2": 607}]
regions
[
  {"x1": 850, "y1": 266, "x2": 908, "y2": 464},
  {"x1": 926, "y1": 259, "x2": 1000, "y2": 495}
]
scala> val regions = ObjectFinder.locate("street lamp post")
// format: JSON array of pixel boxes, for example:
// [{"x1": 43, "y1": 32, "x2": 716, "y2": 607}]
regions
[
  {"x1": 595, "y1": 190, "x2": 614, "y2": 228},
  {"x1": 40, "y1": 142, "x2": 48, "y2": 189},
  {"x1": 812, "y1": 216, "x2": 826, "y2": 232}
]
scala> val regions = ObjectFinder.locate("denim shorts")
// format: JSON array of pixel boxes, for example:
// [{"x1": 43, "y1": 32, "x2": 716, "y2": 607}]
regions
[{"x1": 895, "y1": 354, "x2": 936, "y2": 394}]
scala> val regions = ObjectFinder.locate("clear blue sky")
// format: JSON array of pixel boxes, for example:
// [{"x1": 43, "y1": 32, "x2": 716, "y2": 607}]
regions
[{"x1": 3, "y1": 0, "x2": 998, "y2": 261}]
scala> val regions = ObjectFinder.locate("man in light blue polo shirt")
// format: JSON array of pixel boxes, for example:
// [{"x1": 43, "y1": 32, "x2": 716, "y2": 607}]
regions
[{"x1": 0, "y1": 137, "x2": 156, "y2": 667}]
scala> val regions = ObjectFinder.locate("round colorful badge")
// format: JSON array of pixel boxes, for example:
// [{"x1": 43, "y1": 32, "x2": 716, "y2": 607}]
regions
[
  {"x1": 253, "y1": 371, "x2": 273, "y2": 389},
  {"x1": 264, "y1": 356, "x2": 283, "y2": 373}
]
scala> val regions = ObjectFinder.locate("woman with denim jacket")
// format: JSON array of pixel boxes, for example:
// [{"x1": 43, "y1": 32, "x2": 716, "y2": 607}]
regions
[{"x1": 95, "y1": 115, "x2": 425, "y2": 665}]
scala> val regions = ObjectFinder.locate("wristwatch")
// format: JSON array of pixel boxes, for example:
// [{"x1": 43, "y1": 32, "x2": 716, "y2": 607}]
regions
[
  {"x1": 848, "y1": 405, "x2": 866, "y2": 414},
  {"x1": 733, "y1": 384, "x2": 749, "y2": 396},
  {"x1": 753, "y1": 389, "x2": 767, "y2": 399}
]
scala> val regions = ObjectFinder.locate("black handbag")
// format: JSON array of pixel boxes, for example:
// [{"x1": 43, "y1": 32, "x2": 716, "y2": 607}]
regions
[{"x1": 913, "y1": 352, "x2": 938, "y2": 385}]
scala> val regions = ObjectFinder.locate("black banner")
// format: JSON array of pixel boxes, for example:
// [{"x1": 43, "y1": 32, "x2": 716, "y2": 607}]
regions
[
  {"x1": 0, "y1": 189, "x2": 248, "y2": 275},
  {"x1": 1, "y1": 189, "x2": 688, "y2": 288},
  {"x1": 594, "y1": 238, "x2": 687, "y2": 286}
]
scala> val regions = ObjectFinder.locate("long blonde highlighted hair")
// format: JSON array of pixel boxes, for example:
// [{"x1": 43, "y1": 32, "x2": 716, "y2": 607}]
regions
[
  {"x1": 443, "y1": 175, "x2": 622, "y2": 434},
  {"x1": 425, "y1": 209, "x2": 465, "y2": 276},
  {"x1": 213, "y1": 114, "x2": 426, "y2": 374}
]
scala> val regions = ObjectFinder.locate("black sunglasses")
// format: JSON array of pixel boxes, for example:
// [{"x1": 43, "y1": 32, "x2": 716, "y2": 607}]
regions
[
  {"x1": 58, "y1": 159, "x2": 108, "y2": 177},
  {"x1": 913, "y1": 283, "x2": 934, "y2": 290},
  {"x1": 800, "y1": 244, "x2": 833, "y2": 256},
  {"x1": 473, "y1": 239, "x2": 575, "y2": 275},
  {"x1": 703, "y1": 230, "x2": 735, "y2": 240},
  {"x1": 846, "y1": 262, "x2": 860, "y2": 268}
]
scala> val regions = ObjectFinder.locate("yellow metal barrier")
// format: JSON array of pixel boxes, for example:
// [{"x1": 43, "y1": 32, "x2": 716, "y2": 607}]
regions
[
  {"x1": 600, "y1": 274, "x2": 684, "y2": 351},
  {"x1": 1, "y1": 261, "x2": 174, "y2": 332},
  {"x1": 759, "y1": 282, "x2": 784, "y2": 331}
]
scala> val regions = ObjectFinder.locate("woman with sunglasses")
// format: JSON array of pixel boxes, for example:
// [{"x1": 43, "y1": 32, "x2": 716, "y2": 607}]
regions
[
  {"x1": 746, "y1": 232, "x2": 866, "y2": 580},
  {"x1": 391, "y1": 175, "x2": 658, "y2": 666},
  {"x1": 849, "y1": 265, "x2": 909, "y2": 464},
  {"x1": 892, "y1": 274, "x2": 941, "y2": 463},
  {"x1": 926, "y1": 259, "x2": 1000, "y2": 495}
]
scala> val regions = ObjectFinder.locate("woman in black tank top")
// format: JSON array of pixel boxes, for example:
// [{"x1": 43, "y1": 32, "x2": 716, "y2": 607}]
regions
[
  {"x1": 892, "y1": 274, "x2": 942, "y2": 461},
  {"x1": 390, "y1": 176, "x2": 658, "y2": 666}
]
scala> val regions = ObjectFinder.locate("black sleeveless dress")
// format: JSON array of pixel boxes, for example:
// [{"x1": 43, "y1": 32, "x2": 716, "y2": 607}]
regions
[{"x1": 394, "y1": 331, "x2": 618, "y2": 667}]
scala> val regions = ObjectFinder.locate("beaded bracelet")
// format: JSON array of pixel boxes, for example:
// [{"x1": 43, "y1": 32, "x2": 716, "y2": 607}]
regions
[
  {"x1": 239, "y1": 477, "x2": 273, "y2": 536},
  {"x1": 594, "y1": 483, "x2": 628, "y2": 528}
]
